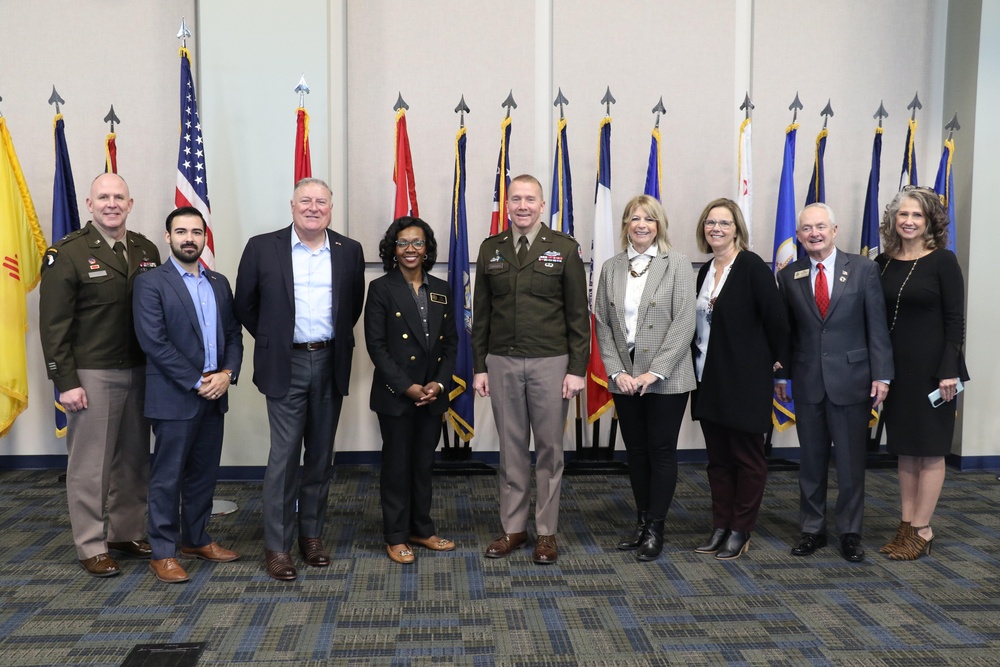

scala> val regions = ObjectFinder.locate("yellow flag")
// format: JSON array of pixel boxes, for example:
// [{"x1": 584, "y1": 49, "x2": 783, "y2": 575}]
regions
[{"x1": 0, "y1": 117, "x2": 46, "y2": 437}]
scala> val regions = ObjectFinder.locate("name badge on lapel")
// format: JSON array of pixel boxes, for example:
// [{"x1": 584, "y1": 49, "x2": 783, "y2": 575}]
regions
[
  {"x1": 793, "y1": 269, "x2": 810, "y2": 280},
  {"x1": 430, "y1": 293, "x2": 447, "y2": 304}
]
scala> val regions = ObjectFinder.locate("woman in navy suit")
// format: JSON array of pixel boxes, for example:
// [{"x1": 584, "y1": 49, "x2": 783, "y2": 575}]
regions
[
  {"x1": 690, "y1": 198, "x2": 788, "y2": 560},
  {"x1": 364, "y1": 217, "x2": 458, "y2": 564}
]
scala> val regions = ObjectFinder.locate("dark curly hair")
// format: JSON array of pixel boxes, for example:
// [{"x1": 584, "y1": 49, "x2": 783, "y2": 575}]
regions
[
  {"x1": 378, "y1": 216, "x2": 438, "y2": 273},
  {"x1": 879, "y1": 187, "x2": 949, "y2": 256}
]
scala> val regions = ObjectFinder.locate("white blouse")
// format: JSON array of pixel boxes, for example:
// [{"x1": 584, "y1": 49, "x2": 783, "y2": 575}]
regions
[
  {"x1": 624, "y1": 244, "x2": 657, "y2": 348},
  {"x1": 694, "y1": 254, "x2": 737, "y2": 381}
]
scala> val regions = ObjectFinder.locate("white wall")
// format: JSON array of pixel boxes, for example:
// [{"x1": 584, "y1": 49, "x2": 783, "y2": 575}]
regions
[{"x1": 2, "y1": 0, "x2": 996, "y2": 466}]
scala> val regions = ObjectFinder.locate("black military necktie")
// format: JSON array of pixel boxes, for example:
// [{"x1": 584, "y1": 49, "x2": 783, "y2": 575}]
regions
[
  {"x1": 113, "y1": 241, "x2": 127, "y2": 272},
  {"x1": 517, "y1": 236, "x2": 529, "y2": 265}
]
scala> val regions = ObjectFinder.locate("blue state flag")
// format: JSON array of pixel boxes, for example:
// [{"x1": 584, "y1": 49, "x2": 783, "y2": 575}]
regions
[
  {"x1": 446, "y1": 127, "x2": 473, "y2": 442},
  {"x1": 860, "y1": 128, "x2": 883, "y2": 259},
  {"x1": 934, "y1": 138, "x2": 957, "y2": 253},
  {"x1": 772, "y1": 122, "x2": 798, "y2": 431},
  {"x1": 801, "y1": 127, "x2": 827, "y2": 259},
  {"x1": 51, "y1": 114, "x2": 80, "y2": 438},
  {"x1": 899, "y1": 117, "x2": 918, "y2": 189},
  {"x1": 549, "y1": 117, "x2": 574, "y2": 234},
  {"x1": 644, "y1": 126, "x2": 661, "y2": 200}
]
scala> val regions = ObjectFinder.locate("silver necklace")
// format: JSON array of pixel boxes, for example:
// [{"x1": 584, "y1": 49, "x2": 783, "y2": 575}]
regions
[{"x1": 881, "y1": 256, "x2": 919, "y2": 332}]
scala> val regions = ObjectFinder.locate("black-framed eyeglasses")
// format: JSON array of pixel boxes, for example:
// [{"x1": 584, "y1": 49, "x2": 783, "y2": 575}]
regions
[{"x1": 395, "y1": 239, "x2": 426, "y2": 249}]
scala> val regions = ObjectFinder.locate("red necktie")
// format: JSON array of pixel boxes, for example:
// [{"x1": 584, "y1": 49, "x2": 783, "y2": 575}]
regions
[{"x1": 815, "y1": 262, "x2": 829, "y2": 318}]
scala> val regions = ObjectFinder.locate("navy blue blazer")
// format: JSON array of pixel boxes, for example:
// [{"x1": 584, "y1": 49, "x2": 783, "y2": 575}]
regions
[
  {"x1": 133, "y1": 260, "x2": 244, "y2": 420},
  {"x1": 234, "y1": 225, "x2": 365, "y2": 398}
]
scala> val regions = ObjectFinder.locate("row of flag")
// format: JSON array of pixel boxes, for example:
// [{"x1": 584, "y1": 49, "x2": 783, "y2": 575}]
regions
[
  {"x1": 0, "y1": 61, "x2": 963, "y2": 443},
  {"x1": 768, "y1": 112, "x2": 958, "y2": 432}
]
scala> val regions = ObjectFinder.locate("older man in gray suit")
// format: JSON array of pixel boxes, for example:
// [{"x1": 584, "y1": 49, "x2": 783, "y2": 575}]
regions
[{"x1": 776, "y1": 203, "x2": 893, "y2": 563}]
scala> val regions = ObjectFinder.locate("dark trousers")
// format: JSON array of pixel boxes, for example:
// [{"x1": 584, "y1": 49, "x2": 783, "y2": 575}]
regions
[
  {"x1": 795, "y1": 399, "x2": 870, "y2": 535},
  {"x1": 700, "y1": 419, "x2": 767, "y2": 532},
  {"x1": 263, "y1": 347, "x2": 343, "y2": 552},
  {"x1": 377, "y1": 407, "x2": 441, "y2": 545},
  {"x1": 613, "y1": 392, "x2": 688, "y2": 520},
  {"x1": 148, "y1": 399, "x2": 224, "y2": 560}
]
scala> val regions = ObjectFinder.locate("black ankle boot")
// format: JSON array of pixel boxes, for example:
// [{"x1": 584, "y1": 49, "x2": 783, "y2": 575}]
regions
[
  {"x1": 617, "y1": 511, "x2": 647, "y2": 550},
  {"x1": 636, "y1": 519, "x2": 665, "y2": 561},
  {"x1": 694, "y1": 528, "x2": 729, "y2": 554},
  {"x1": 715, "y1": 530, "x2": 750, "y2": 560}
]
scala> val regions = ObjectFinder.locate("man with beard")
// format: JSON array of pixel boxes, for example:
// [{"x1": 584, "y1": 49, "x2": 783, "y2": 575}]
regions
[{"x1": 133, "y1": 207, "x2": 244, "y2": 583}]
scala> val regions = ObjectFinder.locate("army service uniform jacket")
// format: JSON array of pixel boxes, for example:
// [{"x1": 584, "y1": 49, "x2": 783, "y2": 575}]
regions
[
  {"x1": 472, "y1": 227, "x2": 590, "y2": 376},
  {"x1": 39, "y1": 221, "x2": 161, "y2": 391}
]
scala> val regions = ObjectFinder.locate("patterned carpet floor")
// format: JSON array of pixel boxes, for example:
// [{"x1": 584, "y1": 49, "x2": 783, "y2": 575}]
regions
[{"x1": 0, "y1": 463, "x2": 998, "y2": 666}]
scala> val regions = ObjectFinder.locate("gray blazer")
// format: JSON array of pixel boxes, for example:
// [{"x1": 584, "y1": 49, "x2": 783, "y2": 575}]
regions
[
  {"x1": 777, "y1": 248, "x2": 893, "y2": 405},
  {"x1": 593, "y1": 249, "x2": 697, "y2": 395}
]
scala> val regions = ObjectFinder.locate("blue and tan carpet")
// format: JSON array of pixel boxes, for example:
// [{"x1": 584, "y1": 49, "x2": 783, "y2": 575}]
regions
[{"x1": 0, "y1": 463, "x2": 998, "y2": 665}]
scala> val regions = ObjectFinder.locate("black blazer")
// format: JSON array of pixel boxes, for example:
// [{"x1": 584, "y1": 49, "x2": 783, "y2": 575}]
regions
[
  {"x1": 234, "y1": 225, "x2": 365, "y2": 399},
  {"x1": 364, "y1": 270, "x2": 458, "y2": 417},
  {"x1": 691, "y1": 251, "x2": 789, "y2": 433}
]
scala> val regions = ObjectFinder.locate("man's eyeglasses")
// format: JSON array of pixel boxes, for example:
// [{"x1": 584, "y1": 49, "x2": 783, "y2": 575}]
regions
[{"x1": 395, "y1": 239, "x2": 426, "y2": 249}]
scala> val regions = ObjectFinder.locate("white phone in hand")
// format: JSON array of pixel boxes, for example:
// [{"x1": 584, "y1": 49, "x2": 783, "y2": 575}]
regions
[{"x1": 928, "y1": 378, "x2": 965, "y2": 408}]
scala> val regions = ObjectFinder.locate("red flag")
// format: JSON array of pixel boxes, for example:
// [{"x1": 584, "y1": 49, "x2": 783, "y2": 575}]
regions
[
  {"x1": 586, "y1": 118, "x2": 614, "y2": 423},
  {"x1": 294, "y1": 107, "x2": 311, "y2": 184},
  {"x1": 393, "y1": 108, "x2": 418, "y2": 219},
  {"x1": 489, "y1": 116, "x2": 512, "y2": 235},
  {"x1": 104, "y1": 133, "x2": 117, "y2": 174}
]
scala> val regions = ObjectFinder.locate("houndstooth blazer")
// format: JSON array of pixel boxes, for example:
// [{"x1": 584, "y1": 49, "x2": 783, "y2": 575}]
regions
[{"x1": 593, "y1": 249, "x2": 697, "y2": 395}]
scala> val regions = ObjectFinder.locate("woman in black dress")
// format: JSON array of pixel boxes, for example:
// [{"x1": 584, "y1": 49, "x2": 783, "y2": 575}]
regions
[
  {"x1": 689, "y1": 198, "x2": 788, "y2": 560},
  {"x1": 875, "y1": 186, "x2": 969, "y2": 560},
  {"x1": 364, "y1": 217, "x2": 458, "y2": 564}
]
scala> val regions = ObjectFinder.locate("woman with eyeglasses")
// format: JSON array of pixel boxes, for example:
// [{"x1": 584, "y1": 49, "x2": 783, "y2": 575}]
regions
[
  {"x1": 874, "y1": 187, "x2": 969, "y2": 561},
  {"x1": 593, "y1": 195, "x2": 696, "y2": 562},
  {"x1": 689, "y1": 198, "x2": 788, "y2": 560},
  {"x1": 364, "y1": 216, "x2": 458, "y2": 564}
]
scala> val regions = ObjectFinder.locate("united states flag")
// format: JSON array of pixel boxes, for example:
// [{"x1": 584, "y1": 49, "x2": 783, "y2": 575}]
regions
[{"x1": 175, "y1": 47, "x2": 214, "y2": 268}]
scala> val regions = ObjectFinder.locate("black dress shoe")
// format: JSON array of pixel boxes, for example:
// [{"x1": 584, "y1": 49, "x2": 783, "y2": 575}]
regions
[
  {"x1": 840, "y1": 533, "x2": 865, "y2": 562},
  {"x1": 108, "y1": 540, "x2": 152, "y2": 559},
  {"x1": 791, "y1": 532, "x2": 827, "y2": 556},
  {"x1": 694, "y1": 528, "x2": 729, "y2": 554}
]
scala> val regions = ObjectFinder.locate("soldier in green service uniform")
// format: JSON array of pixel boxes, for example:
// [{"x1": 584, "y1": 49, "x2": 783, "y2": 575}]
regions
[
  {"x1": 39, "y1": 173, "x2": 161, "y2": 578},
  {"x1": 472, "y1": 174, "x2": 590, "y2": 565}
]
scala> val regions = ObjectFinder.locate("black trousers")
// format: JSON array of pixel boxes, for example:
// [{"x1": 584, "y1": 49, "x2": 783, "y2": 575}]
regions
[
  {"x1": 377, "y1": 407, "x2": 442, "y2": 545},
  {"x1": 613, "y1": 392, "x2": 689, "y2": 521}
]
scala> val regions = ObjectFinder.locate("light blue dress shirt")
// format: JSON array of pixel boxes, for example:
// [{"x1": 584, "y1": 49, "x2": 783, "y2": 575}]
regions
[
  {"x1": 169, "y1": 257, "x2": 218, "y2": 388},
  {"x1": 290, "y1": 226, "x2": 334, "y2": 344}
]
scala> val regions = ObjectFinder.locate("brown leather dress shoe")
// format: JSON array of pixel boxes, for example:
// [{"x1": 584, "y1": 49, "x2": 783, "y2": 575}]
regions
[
  {"x1": 80, "y1": 553, "x2": 121, "y2": 577},
  {"x1": 484, "y1": 532, "x2": 527, "y2": 558},
  {"x1": 409, "y1": 535, "x2": 456, "y2": 551},
  {"x1": 387, "y1": 544, "x2": 415, "y2": 564},
  {"x1": 149, "y1": 558, "x2": 189, "y2": 583},
  {"x1": 298, "y1": 537, "x2": 330, "y2": 566},
  {"x1": 180, "y1": 542, "x2": 240, "y2": 562},
  {"x1": 264, "y1": 550, "x2": 297, "y2": 581},
  {"x1": 107, "y1": 540, "x2": 152, "y2": 559},
  {"x1": 533, "y1": 534, "x2": 558, "y2": 564}
]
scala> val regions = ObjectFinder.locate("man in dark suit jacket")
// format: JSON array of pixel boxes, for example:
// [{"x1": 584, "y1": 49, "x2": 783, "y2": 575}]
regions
[
  {"x1": 776, "y1": 203, "x2": 893, "y2": 563},
  {"x1": 234, "y1": 178, "x2": 365, "y2": 581},
  {"x1": 133, "y1": 207, "x2": 244, "y2": 583}
]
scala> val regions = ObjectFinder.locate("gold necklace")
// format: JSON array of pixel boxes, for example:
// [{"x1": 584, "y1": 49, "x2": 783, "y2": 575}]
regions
[
  {"x1": 629, "y1": 255, "x2": 652, "y2": 278},
  {"x1": 881, "y1": 256, "x2": 919, "y2": 332}
]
